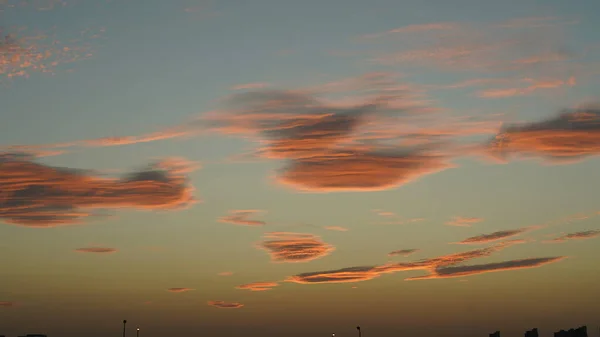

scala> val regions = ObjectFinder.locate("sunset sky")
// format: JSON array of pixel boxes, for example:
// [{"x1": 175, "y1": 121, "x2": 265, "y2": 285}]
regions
[{"x1": 1, "y1": 1, "x2": 600, "y2": 337}]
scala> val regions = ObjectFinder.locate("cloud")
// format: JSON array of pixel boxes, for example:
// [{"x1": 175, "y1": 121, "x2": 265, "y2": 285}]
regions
[
  {"x1": 406, "y1": 257, "x2": 566, "y2": 280},
  {"x1": 455, "y1": 228, "x2": 535, "y2": 244},
  {"x1": 287, "y1": 241, "x2": 521, "y2": 284},
  {"x1": 388, "y1": 249, "x2": 419, "y2": 257},
  {"x1": 446, "y1": 216, "x2": 484, "y2": 227},
  {"x1": 74, "y1": 247, "x2": 117, "y2": 254},
  {"x1": 218, "y1": 210, "x2": 266, "y2": 226},
  {"x1": 259, "y1": 232, "x2": 334, "y2": 263},
  {"x1": 486, "y1": 108, "x2": 600, "y2": 163},
  {"x1": 359, "y1": 22, "x2": 460, "y2": 39},
  {"x1": 231, "y1": 82, "x2": 270, "y2": 90},
  {"x1": 207, "y1": 300, "x2": 244, "y2": 309},
  {"x1": 218, "y1": 271, "x2": 234, "y2": 276},
  {"x1": 0, "y1": 301, "x2": 15, "y2": 307},
  {"x1": 277, "y1": 148, "x2": 452, "y2": 192},
  {"x1": 236, "y1": 282, "x2": 279, "y2": 292},
  {"x1": 0, "y1": 26, "x2": 101, "y2": 80},
  {"x1": 369, "y1": 17, "x2": 575, "y2": 74},
  {"x1": 476, "y1": 77, "x2": 575, "y2": 98},
  {"x1": 323, "y1": 226, "x2": 349, "y2": 232},
  {"x1": 0, "y1": 154, "x2": 196, "y2": 227},
  {"x1": 167, "y1": 288, "x2": 195, "y2": 293},
  {"x1": 545, "y1": 230, "x2": 600, "y2": 243}
]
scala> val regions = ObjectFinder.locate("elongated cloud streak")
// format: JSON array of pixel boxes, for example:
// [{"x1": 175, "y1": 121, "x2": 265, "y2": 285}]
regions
[
  {"x1": 388, "y1": 249, "x2": 419, "y2": 257},
  {"x1": 287, "y1": 241, "x2": 521, "y2": 284},
  {"x1": 455, "y1": 228, "x2": 533, "y2": 244},
  {"x1": 208, "y1": 300, "x2": 244, "y2": 309},
  {"x1": 74, "y1": 247, "x2": 117, "y2": 254},
  {"x1": 546, "y1": 230, "x2": 600, "y2": 243},
  {"x1": 406, "y1": 257, "x2": 566, "y2": 280},
  {"x1": 487, "y1": 108, "x2": 600, "y2": 162},
  {"x1": 324, "y1": 226, "x2": 349, "y2": 232},
  {"x1": 167, "y1": 288, "x2": 195, "y2": 293},
  {"x1": 0, "y1": 154, "x2": 196, "y2": 227},
  {"x1": 0, "y1": 301, "x2": 15, "y2": 307},
  {"x1": 236, "y1": 282, "x2": 279, "y2": 292},
  {"x1": 259, "y1": 232, "x2": 334, "y2": 263},
  {"x1": 218, "y1": 210, "x2": 266, "y2": 226},
  {"x1": 446, "y1": 216, "x2": 483, "y2": 227}
]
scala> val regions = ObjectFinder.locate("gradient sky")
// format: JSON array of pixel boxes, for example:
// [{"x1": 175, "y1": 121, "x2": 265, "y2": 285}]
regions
[{"x1": 1, "y1": 1, "x2": 600, "y2": 337}]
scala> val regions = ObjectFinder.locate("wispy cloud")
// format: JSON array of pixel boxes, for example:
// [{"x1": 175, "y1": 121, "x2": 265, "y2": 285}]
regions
[
  {"x1": 446, "y1": 216, "x2": 484, "y2": 227},
  {"x1": 476, "y1": 77, "x2": 575, "y2": 98},
  {"x1": 287, "y1": 241, "x2": 523, "y2": 284},
  {"x1": 0, "y1": 301, "x2": 16, "y2": 307},
  {"x1": 454, "y1": 228, "x2": 535, "y2": 244},
  {"x1": 388, "y1": 249, "x2": 419, "y2": 257},
  {"x1": 323, "y1": 226, "x2": 349, "y2": 232},
  {"x1": 0, "y1": 26, "x2": 101, "y2": 80},
  {"x1": 406, "y1": 257, "x2": 566, "y2": 280},
  {"x1": 218, "y1": 271, "x2": 234, "y2": 276},
  {"x1": 486, "y1": 107, "x2": 600, "y2": 163},
  {"x1": 208, "y1": 300, "x2": 244, "y2": 309},
  {"x1": 259, "y1": 232, "x2": 334, "y2": 263},
  {"x1": 230, "y1": 82, "x2": 270, "y2": 90},
  {"x1": 0, "y1": 154, "x2": 196, "y2": 227},
  {"x1": 74, "y1": 247, "x2": 117, "y2": 254},
  {"x1": 545, "y1": 230, "x2": 600, "y2": 243},
  {"x1": 167, "y1": 288, "x2": 195, "y2": 293},
  {"x1": 359, "y1": 22, "x2": 460, "y2": 39},
  {"x1": 218, "y1": 210, "x2": 266, "y2": 226},
  {"x1": 236, "y1": 282, "x2": 279, "y2": 292}
]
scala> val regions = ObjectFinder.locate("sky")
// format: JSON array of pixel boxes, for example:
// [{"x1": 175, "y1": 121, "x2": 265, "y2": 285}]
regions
[{"x1": 1, "y1": 1, "x2": 600, "y2": 337}]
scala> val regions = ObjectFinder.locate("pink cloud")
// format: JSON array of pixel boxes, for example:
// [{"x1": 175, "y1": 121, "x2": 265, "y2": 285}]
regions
[
  {"x1": 545, "y1": 230, "x2": 600, "y2": 243},
  {"x1": 167, "y1": 288, "x2": 195, "y2": 293},
  {"x1": 236, "y1": 282, "x2": 279, "y2": 292},
  {"x1": 446, "y1": 216, "x2": 483, "y2": 227},
  {"x1": 323, "y1": 226, "x2": 349, "y2": 232},
  {"x1": 259, "y1": 232, "x2": 334, "y2": 263}
]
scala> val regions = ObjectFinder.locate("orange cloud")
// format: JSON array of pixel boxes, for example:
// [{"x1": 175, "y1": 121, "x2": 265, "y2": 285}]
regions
[
  {"x1": 74, "y1": 247, "x2": 117, "y2": 254},
  {"x1": 486, "y1": 108, "x2": 600, "y2": 162},
  {"x1": 287, "y1": 241, "x2": 521, "y2": 284},
  {"x1": 277, "y1": 149, "x2": 452, "y2": 192},
  {"x1": 323, "y1": 226, "x2": 349, "y2": 232},
  {"x1": 0, "y1": 301, "x2": 16, "y2": 307},
  {"x1": 455, "y1": 228, "x2": 535, "y2": 244},
  {"x1": 0, "y1": 26, "x2": 101, "y2": 80},
  {"x1": 0, "y1": 154, "x2": 196, "y2": 227},
  {"x1": 219, "y1": 210, "x2": 266, "y2": 226},
  {"x1": 167, "y1": 288, "x2": 195, "y2": 293},
  {"x1": 259, "y1": 232, "x2": 334, "y2": 263},
  {"x1": 446, "y1": 216, "x2": 484, "y2": 227},
  {"x1": 208, "y1": 300, "x2": 244, "y2": 309},
  {"x1": 218, "y1": 271, "x2": 234, "y2": 276},
  {"x1": 545, "y1": 230, "x2": 600, "y2": 243},
  {"x1": 388, "y1": 249, "x2": 419, "y2": 257},
  {"x1": 236, "y1": 282, "x2": 279, "y2": 292},
  {"x1": 406, "y1": 257, "x2": 566, "y2": 280}
]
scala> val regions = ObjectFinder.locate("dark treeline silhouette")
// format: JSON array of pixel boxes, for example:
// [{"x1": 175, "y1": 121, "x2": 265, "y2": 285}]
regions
[{"x1": 489, "y1": 326, "x2": 588, "y2": 337}]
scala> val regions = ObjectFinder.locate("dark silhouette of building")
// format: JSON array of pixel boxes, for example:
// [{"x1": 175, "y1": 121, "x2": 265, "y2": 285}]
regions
[
  {"x1": 490, "y1": 331, "x2": 500, "y2": 337},
  {"x1": 554, "y1": 326, "x2": 587, "y2": 337},
  {"x1": 18, "y1": 334, "x2": 47, "y2": 337},
  {"x1": 525, "y1": 328, "x2": 539, "y2": 337}
]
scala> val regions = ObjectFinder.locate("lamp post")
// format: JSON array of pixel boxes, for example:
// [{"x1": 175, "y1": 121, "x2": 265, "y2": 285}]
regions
[
  {"x1": 123, "y1": 320, "x2": 127, "y2": 337},
  {"x1": 356, "y1": 326, "x2": 361, "y2": 337},
  {"x1": 137, "y1": 327, "x2": 140, "y2": 337}
]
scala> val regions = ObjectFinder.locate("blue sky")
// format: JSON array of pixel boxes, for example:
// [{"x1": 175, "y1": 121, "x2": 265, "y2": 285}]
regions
[{"x1": 1, "y1": 1, "x2": 600, "y2": 337}]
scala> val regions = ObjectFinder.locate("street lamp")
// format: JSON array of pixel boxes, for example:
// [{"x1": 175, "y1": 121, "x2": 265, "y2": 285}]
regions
[
  {"x1": 123, "y1": 320, "x2": 127, "y2": 337},
  {"x1": 137, "y1": 327, "x2": 140, "y2": 337},
  {"x1": 356, "y1": 326, "x2": 361, "y2": 337}
]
